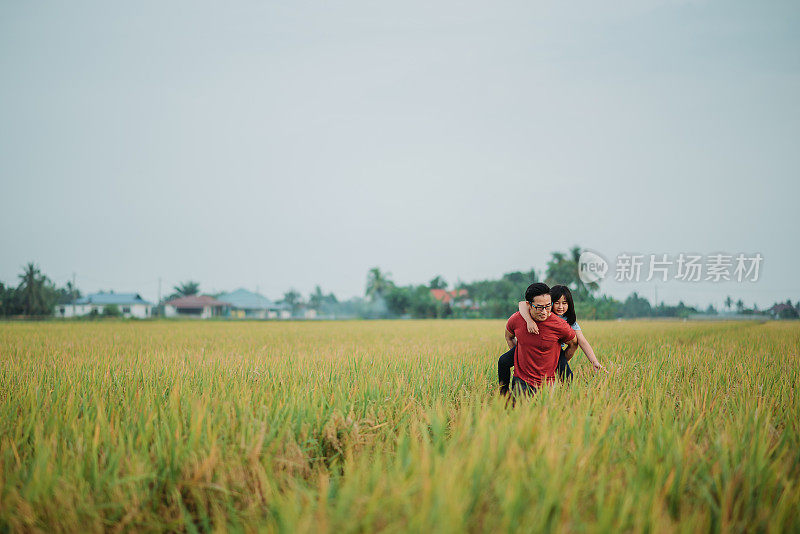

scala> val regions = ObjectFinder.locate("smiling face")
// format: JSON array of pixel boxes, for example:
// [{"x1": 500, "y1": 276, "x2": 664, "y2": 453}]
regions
[
  {"x1": 552, "y1": 295, "x2": 569, "y2": 317},
  {"x1": 530, "y1": 294, "x2": 552, "y2": 322}
]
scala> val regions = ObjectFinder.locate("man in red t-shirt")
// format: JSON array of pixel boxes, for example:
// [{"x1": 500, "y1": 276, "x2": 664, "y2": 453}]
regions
[{"x1": 504, "y1": 283, "x2": 578, "y2": 394}]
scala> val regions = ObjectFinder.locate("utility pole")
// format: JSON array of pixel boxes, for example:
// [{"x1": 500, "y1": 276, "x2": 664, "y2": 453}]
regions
[
  {"x1": 157, "y1": 277, "x2": 162, "y2": 317},
  {"x1": 654, "y1": 285, "x2": 658, "y2": 308}
]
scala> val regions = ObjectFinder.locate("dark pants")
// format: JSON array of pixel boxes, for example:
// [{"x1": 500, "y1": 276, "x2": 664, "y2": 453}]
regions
[
  {"x1": 556, "y1": 349, "x2": 573, "y2": 382},
  {"x1": 498, "y1": 346, "x2": 572, "y2": 389},
  {"x1": 512, "y1": 376, "x2": 537, "y2": 396},
  {"x1": 498, "y1": 346, "x2": 515, "y2": 389}
]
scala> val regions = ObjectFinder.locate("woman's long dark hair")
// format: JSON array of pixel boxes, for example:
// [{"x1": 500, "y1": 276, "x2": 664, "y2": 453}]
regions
[{"x1": 550, "y1": 285, "x2": 577, "y2": 326}]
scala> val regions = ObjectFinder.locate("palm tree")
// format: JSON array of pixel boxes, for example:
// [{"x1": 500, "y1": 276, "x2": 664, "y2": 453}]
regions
[
  {"x1": 283, "y1": 289, "x2": 302, "y2": 314},
  {"x1": 172, "y1": 281, "x2": 200, "y2": 298},
  {"x1": 308, "y1": 286, "x2": 325, "y2": 310},
  {"x1": 429, "y1": 276, "x2": 447, "y2": 290},
  {"x1": 65, "y1": 280, "x2": 80, "y2": 302},
  {"x1": 546, "y1": 247, "x2": 597, "y2": 297},
  {"x1": 366, "y1": 267, "x2": 392, "y2": 301},
  {"x1": 17, "y1": 262, "x2": 47, "y2": 316}
]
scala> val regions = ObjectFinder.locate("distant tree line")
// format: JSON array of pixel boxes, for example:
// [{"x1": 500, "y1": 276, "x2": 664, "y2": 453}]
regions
[
  {"x1": 0, "y1": 263, "x2": 80, "y2": 317},
  {"x1": 2, "y1": 253, "x2": 799, "y2": 320},
  {"x1": 343, "y1": 247, "x2": 800, "y2": 320}
]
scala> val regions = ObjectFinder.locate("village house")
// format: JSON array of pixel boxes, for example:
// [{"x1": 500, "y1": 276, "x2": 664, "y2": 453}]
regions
[
  {"x1": 55, "y1": 292, "x2": 153, "y2": 318},
  {"x1": 217, "y1": 288, "x2": 291, "y2": 319},
  {"x1": 430, "y1": 288, "x2": 472, "y2": 309},
  {"x1": 164, "y1": 295, "x2": 230, "y2": 319}
]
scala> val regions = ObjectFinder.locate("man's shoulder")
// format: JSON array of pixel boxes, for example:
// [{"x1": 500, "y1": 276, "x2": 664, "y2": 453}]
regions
[
  {"x1": 506, "y1": 312, "x2": 522, "y2": 327},
  {"x1": 545, "y1": 314, "x2": 568, "y2": 327},
  {"x1": 545, "y1": 314, "x2": 573, "y2": 333}
]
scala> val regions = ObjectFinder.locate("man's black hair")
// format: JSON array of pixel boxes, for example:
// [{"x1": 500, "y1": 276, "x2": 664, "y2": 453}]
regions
[{"x1": 525, "y1": 282, "x2": 551, "y2": 303}]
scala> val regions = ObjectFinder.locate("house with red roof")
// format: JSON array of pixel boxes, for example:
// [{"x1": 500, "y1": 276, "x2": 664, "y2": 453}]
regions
[{"x1": 430, "y1": 288, "x2": 472, "y2": 308}]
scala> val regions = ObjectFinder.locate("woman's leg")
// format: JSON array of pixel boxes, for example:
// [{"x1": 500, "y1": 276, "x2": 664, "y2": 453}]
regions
[
  {"x1": 498, "y1": 346, "x2": 515, "y2": 394},
  {"x1": 556, "y1": 348, "x2": 574, "y2": 382}
]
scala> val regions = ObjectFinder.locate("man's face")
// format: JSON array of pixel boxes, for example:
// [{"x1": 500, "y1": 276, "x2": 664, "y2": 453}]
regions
[{"x1": 530, "y1": 294, "x2": 552, "y2": 322}]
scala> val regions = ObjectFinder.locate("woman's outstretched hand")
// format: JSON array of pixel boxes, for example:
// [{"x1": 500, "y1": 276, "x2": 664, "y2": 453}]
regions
[
  {"x1": 592, "y1": 361, "x2": 609, "y2": 374},
  {"x1": 525, "y1": 321, "x2": 539, "y2": 335}
]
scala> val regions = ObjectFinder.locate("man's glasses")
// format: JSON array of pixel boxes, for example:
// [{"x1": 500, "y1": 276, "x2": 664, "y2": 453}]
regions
[{"x1": 530, "y1": 303, "x2": 551, "y2": 311}]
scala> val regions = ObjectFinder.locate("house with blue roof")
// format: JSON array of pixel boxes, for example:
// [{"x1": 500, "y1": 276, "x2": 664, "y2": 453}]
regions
[
  {"x1": 217, "y1": 288, "x2": 290, "y2": 319},
  {"x1": 55, "y1": 292, "x2": 153, "y2": 319}
]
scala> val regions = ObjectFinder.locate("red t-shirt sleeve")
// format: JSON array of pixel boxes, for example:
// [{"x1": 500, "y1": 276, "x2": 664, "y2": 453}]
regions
[
  {"x1": 558, "y1": 320, "x2": 577, "y2": 344},
  {"x1": 506, "y1": 313, "x2": 518, "y2": 334}
]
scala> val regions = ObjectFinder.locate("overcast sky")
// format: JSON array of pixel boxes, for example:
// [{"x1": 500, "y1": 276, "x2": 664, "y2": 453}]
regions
[{"x1": 1, "y1": 0, "x2": 798, "y2": 309}]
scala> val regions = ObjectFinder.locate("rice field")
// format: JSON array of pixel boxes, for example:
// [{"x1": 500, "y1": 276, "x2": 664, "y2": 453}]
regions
[{"x1": 1, "y1": 319, "x2": 798, "y2": 533}]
